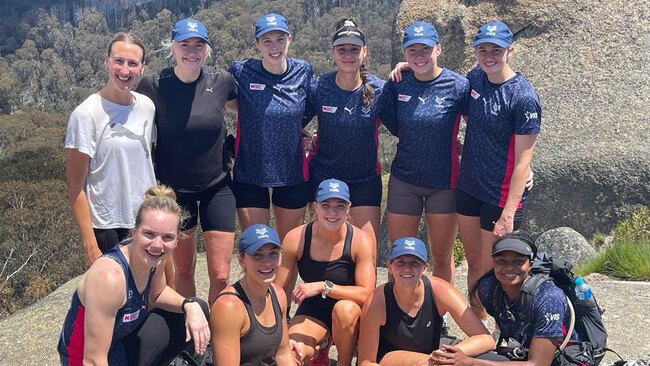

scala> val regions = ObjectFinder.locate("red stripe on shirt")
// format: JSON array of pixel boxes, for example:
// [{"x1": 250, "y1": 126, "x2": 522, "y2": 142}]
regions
[
  {"x1": 498, "y1": 135, "x2": 518, "y2": 208},
  {"x1": 450, "y1": 113, "x2": 461, "y2": 188},
  {"x1": 66, "y1": 305, "x2": 86, "y2": 366}
]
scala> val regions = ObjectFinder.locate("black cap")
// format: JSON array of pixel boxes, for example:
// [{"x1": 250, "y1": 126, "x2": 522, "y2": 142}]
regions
[{"x1": 491, "y1": 238, "x2": 535, "y2": 259}]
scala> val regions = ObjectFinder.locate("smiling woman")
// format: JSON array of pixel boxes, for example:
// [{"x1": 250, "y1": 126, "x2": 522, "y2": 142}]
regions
[
  {"x1": 57, "y1": 186, "x2": 210, "y2": 366},
  {"x1": 64, "y1": 33, "x2": 156, "y2": 268}
]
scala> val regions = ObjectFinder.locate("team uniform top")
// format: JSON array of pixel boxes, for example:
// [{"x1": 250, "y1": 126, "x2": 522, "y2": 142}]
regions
[
  {"x1": 136, "y1": 66, "x2": 237, "y2": 193},
  {"x1": 229, "y1": 58, "x2": 313, "y2": 187},
  {"x1": 58, "y1": 245, "x2": 155, "y2": 365},
  {"x1": 304, "y1": 72, "x2": 385, "y2": 183},
  {"x1": 459, "y1": 66, "x2": 541, "y2": 208},
  {"x1": 377, "y1": 275, "x2": 443, "y2": 361},
  {"x1": 378, "y1": 69, "x2": 469, "y2": 189},
  {"x1": 64, "y1": 92, "x2": 156, "y2": 229},
  {"x1": 477, "y1": 275, "x2": 577, "y2": 348}
]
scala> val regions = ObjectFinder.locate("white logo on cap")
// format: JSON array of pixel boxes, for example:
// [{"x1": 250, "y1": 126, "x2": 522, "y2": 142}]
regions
[
  {"x1": 266, "y1": 15, "x2": 278, "y2": 25},
  {"x1": 404, "y1": 239, "x2": 416, "y2": 250},
  {"x1": 255, "y1": 227, "x2": 270, "y2": 239},
  {"x1": 328, "y1": 182, "x2": 340, "y2": 192},
  {"x1": 414, "y1": 26, "x2": 424, "y2": 36},
  {"x1": 343, "y1": 20, "x2": 356, "y2": 27},
  {"x1": 486, "y1": 25, "x2": 497, "y2": 37},
  {"x1": 187, "y1": 21, "x2": 199, "y2": 32}
]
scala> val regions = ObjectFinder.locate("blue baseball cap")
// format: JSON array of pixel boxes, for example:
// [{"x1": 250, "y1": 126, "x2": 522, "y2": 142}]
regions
[
  {"x1": 316, "y1": 179, "x2": 351, "y2": 203},
  {"x1": 472, "y1": 20, "x2": 513, "y2": 48},
  {"x1": 172, "y1": 18, "x2": 210, "y2": 45},
  {"x1": 239, "y1": 224, "x2": 282, "y2": 255},
  {"x1": 402, "y1": 21, "x2": 439, "y2": 49},
  {"x1": 255, "y1": 13, "x2": 290, "y2": 39},
  {"x1": 389, "y1": 237, "x2": 428, "y2": 262}
]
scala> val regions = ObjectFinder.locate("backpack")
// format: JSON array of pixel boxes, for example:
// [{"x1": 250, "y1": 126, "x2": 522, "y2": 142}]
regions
[{"x1": 491, "y1": 252, "x2": 608, "y2": 366}]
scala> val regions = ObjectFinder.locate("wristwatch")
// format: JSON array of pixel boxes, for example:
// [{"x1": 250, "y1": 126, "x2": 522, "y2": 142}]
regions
[{"x1": 321, "y1": 280, "x2": 334, "y2": 299}]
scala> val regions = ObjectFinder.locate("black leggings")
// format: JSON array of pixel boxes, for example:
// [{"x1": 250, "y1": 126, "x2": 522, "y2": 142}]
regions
[{"x1": 123, "y1": 299, "x2": 209, "y2": 366}]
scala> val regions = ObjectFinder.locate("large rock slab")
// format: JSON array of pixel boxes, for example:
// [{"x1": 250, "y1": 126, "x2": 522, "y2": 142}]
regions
[
  {"x1": 536, "y1": 227, "x2": 597, "y2": 266},
  {"x1": 393, "y1": 0, "x2": 650, "y2": 237}
]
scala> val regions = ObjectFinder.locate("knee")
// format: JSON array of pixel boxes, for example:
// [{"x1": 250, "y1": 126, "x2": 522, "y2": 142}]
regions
[
  {"x1": 332, "y1": 300, "x2": 361, "y2": 327},
  {"x1": 174, "y1": 259, "x2": 196, "y2": 278}
]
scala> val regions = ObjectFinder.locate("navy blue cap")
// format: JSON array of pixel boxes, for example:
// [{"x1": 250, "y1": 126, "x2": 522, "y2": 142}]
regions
[
  {"x1": 491, "y1": 238, "x2": 534, "y2": 259},
  {"x1": 472, "y1": 20, "x2": 513, "y2": 48},
  {"x1": 402, "y1": 21, "x2": 439, "y2": 49},
  {"x1": 316, "y1": 179, "x2": 351, "y2": 203},
  {"x1": 239, "y1": 224, "x2": 282, "y2": 255},
  {"x1": 255, "y1": 13, "x2": 290, "y2": 39},
  {"x1": 172, "y1": 18, "x2": 210, "y2": 45},
  {"x1": 389, "y1": 237, "x2": 428, "y2": 262}
]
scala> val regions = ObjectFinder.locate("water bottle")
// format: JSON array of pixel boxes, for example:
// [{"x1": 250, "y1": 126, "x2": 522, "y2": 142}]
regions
[{"x1": 574, "y1": 277, "x2": 593, "y2": 300}]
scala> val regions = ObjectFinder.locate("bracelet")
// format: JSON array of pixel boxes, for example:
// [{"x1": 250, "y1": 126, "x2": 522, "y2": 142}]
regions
[{"x1": 181, "y1": 297, "x2": 198, "y2": 314}]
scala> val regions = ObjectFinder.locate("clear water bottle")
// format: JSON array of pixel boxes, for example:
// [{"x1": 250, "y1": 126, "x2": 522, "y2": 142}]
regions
[{"x1": 574, "y1": 277, "x2": 593, "y2": 300}]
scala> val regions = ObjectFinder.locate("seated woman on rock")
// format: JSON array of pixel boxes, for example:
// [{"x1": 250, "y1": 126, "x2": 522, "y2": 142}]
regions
[
  {"x1": 358, "y1": 237, "x2": 496, "y2": 366},
  {"x1": 210, "y1": 224, "x2": 296, "y2": 365},
  {"x1": 275, "y1": 178, "x2": 375, "y2": 366},
  {"x1": 57, "y1": 186, "x2": 210, "y2": 366}
]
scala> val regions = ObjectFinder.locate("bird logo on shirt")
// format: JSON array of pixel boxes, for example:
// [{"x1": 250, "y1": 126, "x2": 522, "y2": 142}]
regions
[
  {"x1": 434, "y1": 96, "x2": 446, "y2": 106},
  {"x1": 361, "y1": 106, "x2": 371, "y2": 116}
]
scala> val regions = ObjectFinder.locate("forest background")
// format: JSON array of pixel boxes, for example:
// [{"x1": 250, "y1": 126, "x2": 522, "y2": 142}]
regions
[{"x1": 0, "y1": 0, "x2": 404, "y2": 318}]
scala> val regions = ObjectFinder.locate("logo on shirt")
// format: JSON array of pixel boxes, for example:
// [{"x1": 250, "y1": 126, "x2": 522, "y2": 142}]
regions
[
  {"x1": 273, "y1": 84, "x2": 300, "y2": 93},
  {"x1": 344, "y1": 107, "x2": 354, "y2": 114},
  {"x1": 128, "y1": 290, "x2": 133, "y2": 299},
  {"x1": 544, "y1": 312, "x2": 561, "y2": 324},
  {"x1": 322, "y1": 106, "x2": 338, "y2": 113},
  {"x1": 524, "y1": 111, "x2": 539, "y2": 123},
  {"x1": 471, "y1": 89, "x2": 480, "y2": 99},
  {"x1": 418, "y1": 97, "x2": 427, "y2": 104},
  {"x1": 205, "y1": 88, "x2": 213, "y2": 93},
  {"x1": 249, "y1": 83, "x2": 266, "y2": 91},
  {"x1": 123, "y1": 310, "x2": 141, "y2": 323},
  {"x1": 398, "y1": 94, "x2": 412, "y2": 102},
  {"x1": 255, "y1": 227, "x2": 269, "y2": 239},
  {"x1": 361, "y1": 106, "x2": 371, "y2": 116},
  {"x1": 434, "y1": 96, "x2": 446, "y2": 106},
  {"x1": 426, "y1": 320, "x2": 432, "y2": 327},
  {"x1": 110, "y1": 120, "x2": 151, "y2": 159}
]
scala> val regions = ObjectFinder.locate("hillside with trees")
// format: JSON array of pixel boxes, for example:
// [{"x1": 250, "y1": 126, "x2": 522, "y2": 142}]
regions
[{"x1": 0, "y1": 0, "x2": 401, "y2": 318}]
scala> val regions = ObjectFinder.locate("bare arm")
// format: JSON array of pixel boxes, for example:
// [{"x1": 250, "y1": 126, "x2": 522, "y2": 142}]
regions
[
  {"x1": 431, "y1": 276, "x2": 495, "y2": 356},
  {"x1": 225, "y1": 98, "x2": 239, "y2": 113},
  {"x1": 274, "y1": 284, "x2": 299, "y2": 366},
  {"x1": 65, "y1": 148, "x2": 101, "y2": 268},
  {"x1": 431, "y1": 337, "x2": 558, "y2": 366},
  {"x1": 357, "y1": 287, "x2": 385, "y2": 366},
  {"x1": 493, "y1": 134, "x2": 537, "y2": 236},
  {"x1": 210, "y1": 293, "x2": 245, "y2": 366},
  {"x1": 274, "y1": 225, "x2": 302, "y2": 305},
  {"x1": 79, "y1": 259, "x2": 126, "y2": 365}
]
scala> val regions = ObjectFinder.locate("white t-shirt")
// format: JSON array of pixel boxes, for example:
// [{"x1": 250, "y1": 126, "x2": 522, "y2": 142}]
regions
[{"x1": 65, "y1": 92, "x2": 156, "y2": 229}]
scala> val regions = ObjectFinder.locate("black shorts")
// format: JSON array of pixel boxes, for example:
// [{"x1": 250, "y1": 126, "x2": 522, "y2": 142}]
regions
[
  {"x1": 176, "y1": 178, "x2": 236, "y2": 232},
  {"x1": 233, "y1": 181, "x2": 310, "y2": 210},
  {"x1": 294, "y1": 297, "x2": 336, "y2": 332},
  {"x1": 308, "y1": 175, "x2": 382, "y2": 207},
  {"x1": 93, "y1": 228, "x2": 131, "y2": 253},
  {"x1": 456, "y1": 189, "x2": 523, "y2": 231}
]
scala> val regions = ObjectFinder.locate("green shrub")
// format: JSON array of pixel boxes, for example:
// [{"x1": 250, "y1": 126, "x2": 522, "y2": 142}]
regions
[{"x1": 575, "y1": 207, "x2": 650, "y2": 280}]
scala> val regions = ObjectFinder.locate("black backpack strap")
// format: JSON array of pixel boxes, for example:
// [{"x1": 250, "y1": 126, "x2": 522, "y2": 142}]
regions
[{"x1": 514, "y1": 274, "x2": 551, "y2": 348}]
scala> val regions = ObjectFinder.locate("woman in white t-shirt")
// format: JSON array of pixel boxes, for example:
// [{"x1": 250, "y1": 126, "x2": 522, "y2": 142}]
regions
[{"x1": 65, "y1": 33, "x2": 156, "y2": 268}]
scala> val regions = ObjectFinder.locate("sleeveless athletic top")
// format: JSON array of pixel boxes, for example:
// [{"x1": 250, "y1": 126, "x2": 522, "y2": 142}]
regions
[
  {"x1": 58, "y1": 245, "x2": 155, "y2": 365},
  {"x1": 215, "y1": 281, "x2": 283, "y2": 366},
  {"x1": 377, "y1": 276, "x2": 442, "y2": 361},
  {"x1": 296, "y1": 222, "x2": 356, "y2": 310}
]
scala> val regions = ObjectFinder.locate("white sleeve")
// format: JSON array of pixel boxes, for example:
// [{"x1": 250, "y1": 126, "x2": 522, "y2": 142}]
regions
[{"x1": 64, "y1": 105, "x2": 97, "y2": 158}]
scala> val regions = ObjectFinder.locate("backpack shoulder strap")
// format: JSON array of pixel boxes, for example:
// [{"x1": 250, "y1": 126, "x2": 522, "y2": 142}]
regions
[{"x1": 518, "y1": 274, "x2": 551, "y2": 333}]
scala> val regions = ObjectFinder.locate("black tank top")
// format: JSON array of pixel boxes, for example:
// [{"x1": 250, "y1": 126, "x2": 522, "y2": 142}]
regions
[
  {"x1": 377, "y1": 276, "x2": 442, "y2": 361},
  {"x1": 296, "y1": 222, "x2": 356, "y2": 309},
  {"x1": 217, "y1": 281, "x2": 283, "y2": 366}
]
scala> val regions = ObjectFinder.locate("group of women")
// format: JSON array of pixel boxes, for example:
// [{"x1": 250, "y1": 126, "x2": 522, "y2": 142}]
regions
[{"x1": 60, "y1": 10, "x2": 545, "y2": 366}]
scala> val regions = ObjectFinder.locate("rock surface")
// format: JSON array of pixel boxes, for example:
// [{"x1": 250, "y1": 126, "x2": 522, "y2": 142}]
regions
[
  {"x1": 392, "y1": 0, "x2": 650, "y2": 238},
  {"x1": 1, "y1": 255, "x2": 649, "y2": 365},
  {"x1": 537, "y1": 227, "x2": 597, "y2": 265}
]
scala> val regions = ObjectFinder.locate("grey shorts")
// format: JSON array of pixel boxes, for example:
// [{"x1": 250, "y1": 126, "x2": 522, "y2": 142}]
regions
[{"x1": 386, "y1": 175, "x2": 456, "y2": 215}]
